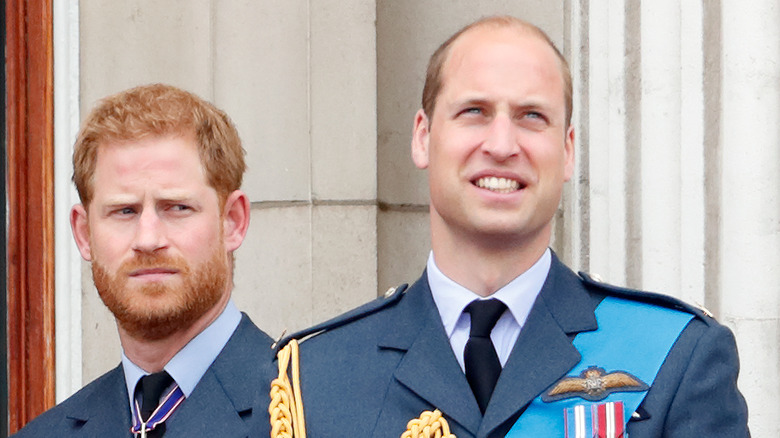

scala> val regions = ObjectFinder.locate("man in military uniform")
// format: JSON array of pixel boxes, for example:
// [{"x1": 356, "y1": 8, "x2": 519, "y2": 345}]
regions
[
  {"x1": 14, "y1": 84, "x2": 274, "y2": 437},
  {"x1": 279, "y1": 16, "x2": 749, "y2": 437}
]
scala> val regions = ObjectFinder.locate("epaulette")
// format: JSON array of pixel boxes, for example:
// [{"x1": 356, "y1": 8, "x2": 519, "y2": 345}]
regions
[
  {"x1": 578, "y1": 271, "x2": 715, "y2": 323},
  {"x1": 273, "y1": 283, "x2": 409, "y2": 353}
]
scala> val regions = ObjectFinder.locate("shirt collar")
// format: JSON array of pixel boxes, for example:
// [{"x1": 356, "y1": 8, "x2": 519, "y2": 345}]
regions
[
  {"x1": 428, "y1": 248, "x2": 552, "y2": 338},
  {"x1": 122, "y1": 299, "x2": 242, "y2": 408}
]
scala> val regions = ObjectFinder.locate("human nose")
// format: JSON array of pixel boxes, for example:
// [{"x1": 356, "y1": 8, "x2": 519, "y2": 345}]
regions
[
  {"x1": 132, "y1": 209, "x2": 167, "y2": 253},
  {"x1": 482, "y1": 114, "x2": 519, "y2": 161}
]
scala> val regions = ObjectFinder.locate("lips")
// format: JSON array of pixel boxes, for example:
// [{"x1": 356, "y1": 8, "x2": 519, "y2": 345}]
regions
[
  {"x1": 128, "y1": 268, "x2": 179, "y2": 277},
  {"x1": 473, "y1": 176, "x2": 523, "y2": 193}
]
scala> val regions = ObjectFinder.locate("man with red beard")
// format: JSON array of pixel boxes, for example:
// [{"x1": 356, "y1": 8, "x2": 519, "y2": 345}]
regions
[
  {"x1": 278, "y1": 16, "x2": 749, "y2": 438},
  {"x1": 14, "y1": 84, "x2": 274, "y2": 437}
]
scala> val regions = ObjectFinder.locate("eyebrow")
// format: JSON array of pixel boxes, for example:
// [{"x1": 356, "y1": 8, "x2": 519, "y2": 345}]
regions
[
  {"x1": 451, "y1": 93, "x2": 553, "y2": 108},
  {"x1": 100, "y1": 195, "x2": 139, "y2": 206},
  {"x1": 450, "y1": 96, "x2": 490, "y2": 107},
  {"x1": 99, "y1": 191, "x2": 199, "y2": 206}
]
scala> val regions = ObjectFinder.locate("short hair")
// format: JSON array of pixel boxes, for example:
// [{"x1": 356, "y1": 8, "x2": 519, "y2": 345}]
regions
[
  {"x1": 73, "y1": 83, "x2": 246, "y2": 207},
  {"x1": 421, "y1": 16, "x2": 573, "y2": 127}
]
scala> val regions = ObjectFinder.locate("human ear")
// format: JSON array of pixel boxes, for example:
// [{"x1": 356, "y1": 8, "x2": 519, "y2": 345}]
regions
[
  {"x1": 563, "y1": 125, "x2": 575, "y2": 181},
  {"x1": 411, "y1": 109, "x2": 431, "y2": 169},
  {"x1": 222, "y1": 190, "x2": 250, "y2": 252},
  {"x1": 70, "y1": 204, "x2": 93, "y2": 261}
]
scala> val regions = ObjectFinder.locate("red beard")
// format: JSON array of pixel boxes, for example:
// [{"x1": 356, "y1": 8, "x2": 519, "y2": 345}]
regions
[{"x1": 92, "y1": 247, "x2": 229, "y2": 341}]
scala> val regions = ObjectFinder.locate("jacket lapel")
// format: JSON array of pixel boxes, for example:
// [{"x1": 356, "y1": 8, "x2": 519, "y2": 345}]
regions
[
  {"x1": 479, "y1": 255, "x2": 599, "y2": 437},
  {"x1": 375, "y1": 255, "x2": 600, "y2": 438},
  {"x1": 378, "y1": 275, "x2": 483, "y2": 436},
  {"x1": 64, "y1": 366, "x2": 133, "y2": 436},
  {"x1": 166, "y1": 369, "x2": 249, "y2": 437},
  {"x1": 166, "y1": 315, "x2": 274, "y2": 437}
]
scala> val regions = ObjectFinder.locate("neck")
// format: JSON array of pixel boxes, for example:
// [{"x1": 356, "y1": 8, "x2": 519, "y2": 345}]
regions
[
  {"x1": 430, "y1": 224, "x2": 550, "y2": 297},
  {"x1": 118, "y1": 295, "x2": 230, "y2": 373}
]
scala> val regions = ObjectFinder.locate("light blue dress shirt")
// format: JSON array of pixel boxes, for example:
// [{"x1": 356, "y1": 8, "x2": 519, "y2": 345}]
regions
[
  {"x1": 428, "y1": 249, "x2": 552, "y2": 372},
  {"x1": 121, "y1": 299, "x2": 242, "y2": 411}
]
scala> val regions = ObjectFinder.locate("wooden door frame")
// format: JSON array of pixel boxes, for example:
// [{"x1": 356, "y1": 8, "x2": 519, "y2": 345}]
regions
[{"x1": 5, "y1": 0, "x2": 56, "y2": 434}]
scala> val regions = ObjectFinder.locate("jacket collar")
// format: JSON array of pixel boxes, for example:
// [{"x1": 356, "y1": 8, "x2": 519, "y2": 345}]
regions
[
  {"x1": 168, "y1": 314, "x2": 274, "y2": 437},
  {"x1": 377, "y1": 253, "x2": 598, "y2": 437},
  {"x1": 63, "y1": 315, "x2": 273, "y2": 437},
  {"x1": 479, "y1": 255, "x2": 598, "y2": 435},
  {"x1": 64, "y1": 366, "x2": 133, "y2": 436}
]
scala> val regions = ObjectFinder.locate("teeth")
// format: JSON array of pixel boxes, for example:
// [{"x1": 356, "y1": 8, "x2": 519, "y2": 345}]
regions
[{"x1": 476, "y1": 177, "x2": 520, "y2": 193}]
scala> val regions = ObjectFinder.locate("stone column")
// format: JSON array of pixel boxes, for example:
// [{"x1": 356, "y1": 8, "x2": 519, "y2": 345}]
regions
[
  {"x1": 566, "y1": 1, "x2": 778, "y2": 433},
  {"x1": 720, "y1": 1, "x2": 780, "y2": 435}
]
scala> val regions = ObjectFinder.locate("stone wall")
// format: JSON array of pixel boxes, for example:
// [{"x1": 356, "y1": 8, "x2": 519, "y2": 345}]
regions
[{"x1": 60, "y1": 1, "x2": 778, "y2": 434}]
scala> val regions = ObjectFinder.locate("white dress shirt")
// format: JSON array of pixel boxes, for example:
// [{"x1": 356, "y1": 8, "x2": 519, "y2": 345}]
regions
[
  {"x1": 122, "y1": 299, "x2": 242, "y2": 411},
  {"x1": 428, "y1": 249, "x2": 552, "y2": 371}
]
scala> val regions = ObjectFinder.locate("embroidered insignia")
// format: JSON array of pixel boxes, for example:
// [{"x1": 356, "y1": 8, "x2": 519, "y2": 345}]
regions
[{"x1": 543, "y1": 366, "x2": 649, "y2": 402}]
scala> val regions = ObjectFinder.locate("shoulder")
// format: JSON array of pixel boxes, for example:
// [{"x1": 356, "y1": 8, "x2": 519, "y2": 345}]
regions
[
  {"x1": 210, "y1": 313, "x2": 277, "y2": 384},
  {"x1": 232, "y1": 313, "x2": 275, "y2": 350},
  {"x1": 11, "y1": 366, "x2": 125, "y2": 437},
  {"x1": 276, "y1": 283, "x2": 411, "y2": 351},
  {"x1": 573, "y1": 267, "x2": 740, "y2": 362},
  {"x1": 574, "y1": 273, "x2": 748, "y2": 434},
  {"x1": 577, "y1": 271, "x2": 716, "y2": 325}
]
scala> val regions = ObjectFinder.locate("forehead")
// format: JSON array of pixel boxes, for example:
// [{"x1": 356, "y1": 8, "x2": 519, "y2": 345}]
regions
[
  {"x1": 96, "y1": 133, "x2": 197, "y2": 162},
  {"x1": 92, "y1": 135, "x2": 208, "y2": 190},
  {"x1": 440, "y1": 26, "x2": 565, "y2": 99}
]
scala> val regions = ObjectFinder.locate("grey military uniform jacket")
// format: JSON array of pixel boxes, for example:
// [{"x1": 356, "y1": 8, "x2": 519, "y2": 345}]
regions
[
  {"x1": 286, "y1": 253, "x2": 749, "y2": 438},
  {"x1": 13, "y1": 314, "x2": 275, "y2": 438}
]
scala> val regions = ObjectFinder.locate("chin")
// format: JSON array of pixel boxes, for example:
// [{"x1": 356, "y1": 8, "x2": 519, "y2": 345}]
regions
[
  {"x1": 93, "y1": 247, "x2": 230, "y2": 340},
  {"x1": 471, "y1": 218, "x2": 549, "y2": 245}
]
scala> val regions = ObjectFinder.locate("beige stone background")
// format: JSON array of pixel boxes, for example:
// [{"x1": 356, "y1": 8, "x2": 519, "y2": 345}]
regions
[{"x1": 53, "y1": 1, "x2": 779, "y2": 436}]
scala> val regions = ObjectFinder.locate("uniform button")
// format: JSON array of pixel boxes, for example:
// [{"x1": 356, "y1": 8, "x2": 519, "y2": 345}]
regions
[{"x1": 694, "y1": 301, "x2": 715, "y2": 318}]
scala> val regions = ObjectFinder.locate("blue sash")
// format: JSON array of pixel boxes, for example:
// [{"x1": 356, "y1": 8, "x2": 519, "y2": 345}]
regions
[{"x1": 505, "y1": 296, "x2": 694, "y2": 436}]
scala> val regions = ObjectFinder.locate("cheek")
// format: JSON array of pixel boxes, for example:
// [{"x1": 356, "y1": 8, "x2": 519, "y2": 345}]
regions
[
  {"x1": 531, "y1": 142, "x2": 569, "y2": 173},
  {"x1": 172, "y1": 222, "x2": 223, "y2": 257},
  {"x1": 429, "y1": 139, "x2": 468, "y2": 172},
  {"x1": 89, "y1": 225, "x2": 129, "y2": 259}
]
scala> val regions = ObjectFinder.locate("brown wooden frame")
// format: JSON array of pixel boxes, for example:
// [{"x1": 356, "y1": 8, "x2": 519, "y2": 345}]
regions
[{"x1": 5, "y1": 0, "x2": 56, "y2": 433}]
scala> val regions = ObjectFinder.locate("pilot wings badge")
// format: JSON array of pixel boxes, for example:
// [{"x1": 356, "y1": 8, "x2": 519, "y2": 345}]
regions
[{"x1": 542, "y1": 366, "x2": 649, "y2": 402}]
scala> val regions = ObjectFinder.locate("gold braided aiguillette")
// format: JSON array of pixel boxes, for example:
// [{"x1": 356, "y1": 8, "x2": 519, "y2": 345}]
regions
[
  {"x1": 401, "y1": 409, "x2": 455, "y2": 438},
  {"x1": 270, "y1": 340, "x2": 453, "y2": 438},
  {"x1": 270, "y1": 339, "x2": 306, "y2": 438}
]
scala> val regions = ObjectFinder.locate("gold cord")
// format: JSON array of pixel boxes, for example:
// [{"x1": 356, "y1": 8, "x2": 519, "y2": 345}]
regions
[
  {"x1": 401, "y1": 409, "x2": 456, "y2": 438},
  {"x1": 269, "y1": 339, "x2": 306, "y2": 438},
  {"x1": 269, "y1": 340, "x2": 453, "y2": 438}
]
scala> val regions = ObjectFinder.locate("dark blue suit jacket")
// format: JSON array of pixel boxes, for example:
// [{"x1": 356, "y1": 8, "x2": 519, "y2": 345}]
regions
[
  {"x1": 291, "y1": 254, "x2": 749, "y2": 437},
  {"x1": 13, "y1": 314, "x2": 275, "y2": 438}
]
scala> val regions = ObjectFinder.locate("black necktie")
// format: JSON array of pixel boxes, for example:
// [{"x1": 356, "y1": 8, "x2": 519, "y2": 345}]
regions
[
  {"x1": 464, "y1": 299, "x2": 507, "y2": 414},
  {"x1": 137, "y1": 371, "x2": 174, "y2": 437}
]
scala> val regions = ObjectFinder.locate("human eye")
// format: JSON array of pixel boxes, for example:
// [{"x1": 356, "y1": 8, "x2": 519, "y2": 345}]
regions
[
  {"x1": 522, "y1": 109, "x2": 548, "y2": 121},
  {"x1": 167, "y1": 204, "x2": 193, "y2": 215},
  {"x1": 457, "y1": 106, "x2": 488, "y2": 120},
  {"x1": 108, "y1": 206, "x2": 137, "y2": 218},
  {"x1": 526, "y1": 111, "x2": 544, "y2": 119},
  {"x1": 164, "y1": 202, "x2": 196, "y2": 217},
  {"x1": 518, "y1": 110, "x2": 550, "y2": 129}
]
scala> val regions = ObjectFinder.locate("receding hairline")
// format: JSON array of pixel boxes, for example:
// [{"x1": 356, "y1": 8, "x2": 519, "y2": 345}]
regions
[
  {"x1": 451, "y1": 17, "x2": 559, "y2": 53},
  {"x1": 423, "y1": 16, "x2": 573, "y2": 126}
]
